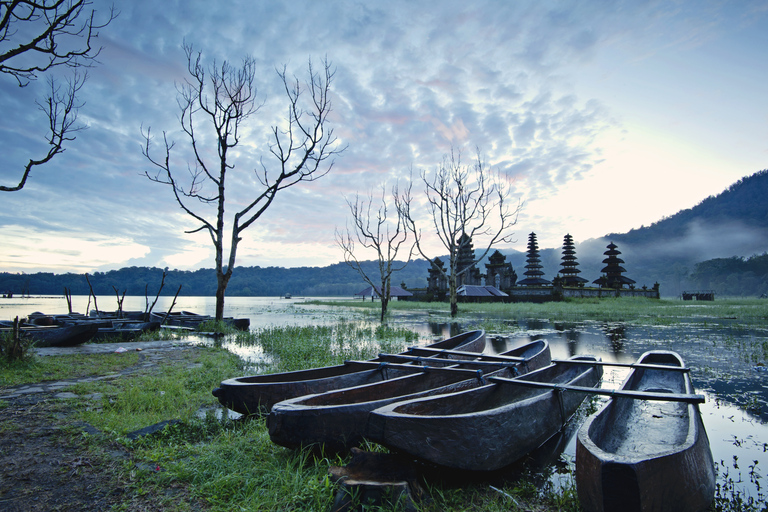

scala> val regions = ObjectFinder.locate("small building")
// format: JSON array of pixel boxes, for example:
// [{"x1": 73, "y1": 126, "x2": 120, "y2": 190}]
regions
[
  {"x1": 427, "y1": 258, "x2": 448, "y2": 293},
  {"x1": 355, "y1": 285, "x2": 413, "y2": 301},
  {"x1": 456, "y1": 284, "x2": 508, "y2": 302}
]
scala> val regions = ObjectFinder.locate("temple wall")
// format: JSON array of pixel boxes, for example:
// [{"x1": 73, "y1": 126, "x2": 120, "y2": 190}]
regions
[{"x1": 508, "y1": 286, "x2": 660, "y2": 302}]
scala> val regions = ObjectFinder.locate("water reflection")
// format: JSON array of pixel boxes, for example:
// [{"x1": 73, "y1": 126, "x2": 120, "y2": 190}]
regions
[
  {"x1": 601, "y1": 323, "x2": 627, "y2": 356},
  {"x1": 554, "y1": 322, "x2": 581, "y2": 357}
]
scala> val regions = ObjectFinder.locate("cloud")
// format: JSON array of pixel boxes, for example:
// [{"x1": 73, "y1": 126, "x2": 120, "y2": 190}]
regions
[{"x1": 1, "y1": 0, "x2": 766, "y2": 274}]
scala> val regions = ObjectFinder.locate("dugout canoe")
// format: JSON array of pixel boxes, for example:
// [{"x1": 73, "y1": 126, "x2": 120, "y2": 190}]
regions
[
  {"x1": 575, "y1": 350, "x2": 715, "y2": 512},
  {"x1": 0, "y1": 322, "x2": 99, "y2": 347},
  {"x1": 267, "y1": 339, "x2": 551, "y2": 450},
  {"x1": 366, "y1": 355, "x2": 603, "y2": 471},
  {"x1": 212, "y1": 329, "x2": 487, "y2": 415}
]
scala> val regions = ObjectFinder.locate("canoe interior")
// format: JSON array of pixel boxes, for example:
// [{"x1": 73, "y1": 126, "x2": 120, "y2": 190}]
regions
[
  {"x1": 586, "y1": 352, "x2": 692, "y2": 457},
  {"x1": 227, "y1": 329, "x2": 486, "y2": 385},
  {"x1": 386, "y1": 358, "x2": 596, "y2": 417},
  {"x1": 214, "y1": 329, "x2": 486, "y2": 414},
  {"x1": 275, "y1": 340, "x2": 548, "y2": 409}
]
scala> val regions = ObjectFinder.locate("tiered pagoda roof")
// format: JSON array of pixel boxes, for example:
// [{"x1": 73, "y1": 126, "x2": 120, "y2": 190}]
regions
[
  {"x1": 517, "y1": 232, "x2": 551, "y2": 286},
  {"x1": 593, "y1": 242, "x2": 636, "y2": 288},
  {"x1": 559, "y1": 234, "x2": 588, "y2": 286}
]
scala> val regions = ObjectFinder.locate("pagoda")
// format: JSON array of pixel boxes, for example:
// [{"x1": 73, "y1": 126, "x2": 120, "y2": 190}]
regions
[
  {"x1": 455, "y1": 232, "x2": 481, "y2": 286},
  {"x1": 593, "y1": 242, "x2": 636, "y2": 289},
  {"x1": 517, "y1": 232, "x2": 551, "y2": 286},
  {"x1": 558, "y1": 234, "x2": 588, "y2": 286}
]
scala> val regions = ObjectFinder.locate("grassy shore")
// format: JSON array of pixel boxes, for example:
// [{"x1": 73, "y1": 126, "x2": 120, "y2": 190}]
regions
[
  {"x1": 310, "y1": 296, "x2": 768, "y2": 324},
  {"x1": 2, "y1": 298, "x2": 766, "y2": 510}
]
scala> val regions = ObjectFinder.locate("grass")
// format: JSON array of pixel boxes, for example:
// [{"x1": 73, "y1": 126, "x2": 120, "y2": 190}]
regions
[
  {"x1": 5, "y1": 300, "x2": 768, "y2": 511},
  {"x1": 310, "y1": 297, "x2": 768, "y2": 325},
  {"x1": 0, "y1": 351, "x2": 140, "y2": 387}
]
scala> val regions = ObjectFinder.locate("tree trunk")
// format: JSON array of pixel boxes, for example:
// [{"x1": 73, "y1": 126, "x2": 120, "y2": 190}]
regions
[
  {"x1": 380, "y1": 297, "x2": 389, "y2": 322},
  {"x1": 380, "y1": 276, "x2": 390, "y2": 322},
  {"x1": 215, "y1": 273, "x2": 230, "y2": 322},
  {"x1": 449, "y1": 276, "x2": 458, "y2": 317}
]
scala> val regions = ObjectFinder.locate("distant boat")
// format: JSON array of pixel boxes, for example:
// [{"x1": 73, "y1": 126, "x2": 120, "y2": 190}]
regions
[
  {"x1": 0, "y1": 321, "x2": 98, "y2": 348},
  {"x1": 150, "y1": 311, "x2": 250, "y2": 331}
]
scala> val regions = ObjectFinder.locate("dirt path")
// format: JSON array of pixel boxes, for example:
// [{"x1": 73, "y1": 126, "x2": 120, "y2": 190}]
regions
[{"x1": 0, "y1": 342, "x2": 205, "y2": 511}]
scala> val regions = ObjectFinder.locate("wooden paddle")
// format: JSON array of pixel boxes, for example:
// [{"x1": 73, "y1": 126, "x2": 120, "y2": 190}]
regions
[
  {"x1": 488, "y1": 376, "x2": 706, "y2": 404},
  {"x1": 377, "y1": 353, "x2": 526, "y2": 367},
  {"x1": 406, "y1": 346, "x2": 526, "y2": 361},
  {"x1": 550, "y1": 359, "x2": 691, "y2": 372}
]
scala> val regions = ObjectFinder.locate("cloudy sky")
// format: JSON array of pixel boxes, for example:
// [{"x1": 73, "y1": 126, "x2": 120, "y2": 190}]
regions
[{"x1": 1, "y1": 0, "x2": 767, "y2": 274}]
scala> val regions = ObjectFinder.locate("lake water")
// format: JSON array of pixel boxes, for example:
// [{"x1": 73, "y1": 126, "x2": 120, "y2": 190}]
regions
[{"x1": 2, "y1": 295, "x2": 767, "y2": 505}]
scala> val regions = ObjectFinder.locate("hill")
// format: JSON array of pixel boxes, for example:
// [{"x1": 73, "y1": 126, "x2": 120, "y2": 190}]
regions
[
  {"x1": 3, "y1": 170, "x2": 767, "y2": 299},
  {"x1": 545, "y1": 169, "x2": 768, "y2": 296},
  {"x1": 0, "y1": 260, "x2": 433, "y2": 298}
]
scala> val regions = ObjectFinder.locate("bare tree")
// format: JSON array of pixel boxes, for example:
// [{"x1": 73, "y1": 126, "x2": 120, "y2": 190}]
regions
[
  {"x1": 142, "y1": 43, "x2": 343, "y2": 322},
  {"x1": 397, "y1": 148, "x2": 521, "y2": 317},
  {"x1": 0, "y1": 0, "x2": 116, "y2": 192},
  {"x1": 336, "y1": 185, "x2": 414, "y2": 322}
]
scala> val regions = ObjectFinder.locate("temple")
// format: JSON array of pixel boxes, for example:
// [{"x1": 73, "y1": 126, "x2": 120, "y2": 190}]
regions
[{"x1": 412, "y1": 232, "x2": 658, "y2": 302}]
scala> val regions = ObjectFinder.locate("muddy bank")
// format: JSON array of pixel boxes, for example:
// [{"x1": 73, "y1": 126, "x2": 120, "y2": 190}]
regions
[{"x1": 0, "y1": 342, "x2": 206, "y2": 511}]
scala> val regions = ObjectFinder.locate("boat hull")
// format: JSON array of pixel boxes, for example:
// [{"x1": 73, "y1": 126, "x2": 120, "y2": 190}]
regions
[
  {"x1": 575, "y1": 350, "x2": 715, "y2": 512},
  {"x1": 0, "y1": 323, "x2": 99, "y2": 347},
  {"x1": 366, "y1": 356, "x2": 602, "y2": 471},
  {"x1": 213, "y1": 330, "x2": 486, "y2": 415},
  {"x1": 267, "y1": 340, "x2": 551, "y2": 450}
]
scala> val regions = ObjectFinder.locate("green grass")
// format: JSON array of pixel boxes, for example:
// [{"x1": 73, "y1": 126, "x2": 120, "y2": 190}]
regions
[
  {"x1": 310, "y1": 297, "x2": 768, "y2": 324},
  {"x1": 0, "y1": 351, "x2": 140, "y2": 387},
  {"x1": 72, "y1": 347, "x2": 243, "y2": 434}
]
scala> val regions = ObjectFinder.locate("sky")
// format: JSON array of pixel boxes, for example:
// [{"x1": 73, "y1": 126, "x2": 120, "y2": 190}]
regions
[{"x1": 1, "y1": 0, "x2": 767, "y2": 274}]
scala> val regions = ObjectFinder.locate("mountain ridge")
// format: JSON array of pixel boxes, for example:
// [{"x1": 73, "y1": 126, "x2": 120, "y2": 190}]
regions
[{"x1": 2, "y1": 169, "x2": 767, "y2": 298}]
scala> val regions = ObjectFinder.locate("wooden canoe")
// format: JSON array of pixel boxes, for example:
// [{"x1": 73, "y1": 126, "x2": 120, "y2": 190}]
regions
[
  {"x1": 575, "y1": 350, "x2": 715, "y2": 512},
  {"x1": 366, "y1": 355, "x2": 603, "y2": 471},
  {"x1": 0, "y1": 322, "x2": 99, "y2": 347},
  {"x1": 267, "y1": 339, "x2": 551, "y2": 450},
  {"x1": 212, "y1": 330, "x2": 487, "y2": 415}
]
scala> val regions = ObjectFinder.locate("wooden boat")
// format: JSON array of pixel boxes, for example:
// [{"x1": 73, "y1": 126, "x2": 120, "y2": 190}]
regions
[
  {"x1": 91, "y1": 320, "x2": 161, "y2": 341},
  {"x1": 575, "y1": 350, "x2": 715, "y2": 512},
  {"x1": 366, "y1": 355, "x2": 603, "y2": 471},
  {"x1": 267, "y1": 339, "x2": 551, "y2": 450},
  {"x1": 212, "y1": 330, "x2": 486, "y2": 415},
  {"x1": 27, "y1": 312, "x2": 160, "y2": 342},
  {"x1": 150, "y1": 310, "x2": 250, "y2": 331},
  {"x1": 0, "y1": 322, "x2": 99, "y2": 348}
]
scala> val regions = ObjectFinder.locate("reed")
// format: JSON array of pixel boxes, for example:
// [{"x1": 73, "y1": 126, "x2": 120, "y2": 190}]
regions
[{"x1": 312, "y1": 297, "x2": 768, "y2": 324}]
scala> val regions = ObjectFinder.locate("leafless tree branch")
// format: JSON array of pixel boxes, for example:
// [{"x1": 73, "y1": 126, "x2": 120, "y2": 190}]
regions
[
  {"x1": 396, "y1": 147, "x2": 521, "y2": 316},
  {"x1": 337, "y1": 184, "x2": 414, "y2": 321},
  {"x1": 1, "y1": 0, "x2": 116, "y2": 191},
  {"x1": 142, "y1": 46, "x2": 344, "y2": 320}
]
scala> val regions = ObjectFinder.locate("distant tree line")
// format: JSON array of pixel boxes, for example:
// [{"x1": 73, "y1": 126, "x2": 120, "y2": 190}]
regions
[
  {"x1": 0, "y1": 261, "x2": 432, "y2": 298},
  {"x1": 687, "y1": 253, "x2": 768, "y2": 297},
  {"x1": 4, "y1": 252, "x2": 768, "y2": 299}
]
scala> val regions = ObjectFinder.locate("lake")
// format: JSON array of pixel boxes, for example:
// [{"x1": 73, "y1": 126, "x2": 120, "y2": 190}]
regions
[{"x1": 2, "y1": 294, "x2": 767, "y2": 505}]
